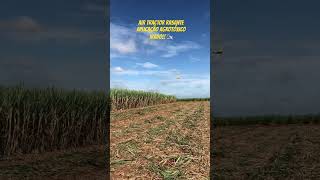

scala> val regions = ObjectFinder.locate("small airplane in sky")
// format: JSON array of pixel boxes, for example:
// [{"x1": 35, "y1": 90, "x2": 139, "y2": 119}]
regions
[
  {"x1": 176, "y1": 72, "x2": 182, "y2": 80},
  {"x1": 212, "y1": 48, "x2": 224, "y2": 80},
  {"x1": 212, "y1": 50, "x2": 223, "y2": 55}
]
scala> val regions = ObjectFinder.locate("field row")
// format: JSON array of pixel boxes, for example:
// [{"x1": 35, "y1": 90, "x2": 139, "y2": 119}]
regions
[{"x1": 110, "y1": 101, "x2": 210, "y2": 179}]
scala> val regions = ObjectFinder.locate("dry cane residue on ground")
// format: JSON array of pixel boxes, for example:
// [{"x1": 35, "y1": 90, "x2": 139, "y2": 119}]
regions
[
  {"x1": 0, "y1": 145, "x2": 106, "y2": 180},
  {"x1": 213, "y1": 124, "x2": 320, "y2": 179},
  {"x1": 110, "y1": 101, "x2": 210, "y2": 179}
]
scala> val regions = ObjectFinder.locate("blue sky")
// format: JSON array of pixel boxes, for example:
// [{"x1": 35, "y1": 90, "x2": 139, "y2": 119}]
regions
[
  {"x1": 0, "y1": 0, "x2": 107, "y2": 91},
  {"x1": 213, "y1": 0, "x2": 320, "y2": 116},
  {"x1": 110, "y1": 0, "x2": 210, "y2": 98},
  {"x1": 3, "y1": 0, "x2": 319, "y2": 115}
]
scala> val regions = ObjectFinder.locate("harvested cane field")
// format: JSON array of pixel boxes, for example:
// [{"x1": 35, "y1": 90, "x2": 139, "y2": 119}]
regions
[
  {"x1": 110, "y1": 100, "x2": 210, "y2": 179},
  {"x1": 213, "y1": 117, "x2": 320, "y2": 179},
  {"x1": 0, "y1": 86, "x2": 108, "y2": 179}
]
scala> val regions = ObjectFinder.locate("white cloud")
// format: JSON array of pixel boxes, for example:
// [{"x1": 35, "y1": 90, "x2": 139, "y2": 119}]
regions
[
  {"x1": 111, "y1": 66, "x2": 179, "y2": 77},
  {"x1": 111, "y1": 38, "x2": 137, "y2": 54},
  {"x1": 110, "y1": 22, "x2": 201, "y2": 59},
  {"x1": 142, "y1": 37, "x2": 161, "y2": 46},
  {"x1": 112, "y1": 66, "x2": 124, "y2": 72},
  {"x1": 111, "y1": 66, "x2": 138, "y2": 75},
  {"x1": 160, "y1": 78, "x2": 209, "y2": 87},
  {"x1": 162, "y1": 41, "x2": 200, "y2": 58},
  {"x1": 142, "y1": 40, "x2": 201, "y2": 58},
  {"x1": 136, "y1": 62, "x2": 158, "y2": 68},
  {"x1": 110, "y1": 63, "x2": 210, "y2": 98},
  {"x1": 189, "y1": 55, "x2": 201, "y2": 62},
  {"x1": 159, "y1": 76, "x2": 210, "y2": 98},
  {"x1": 111, "y1": 74, "x2": 210, "y2": 98},
  {"x1": 110, "y1": 23, "x2": 137, "y2": 55},
  {"x1": 110, "y1": 80, "x2": 127, "y2": 89}
]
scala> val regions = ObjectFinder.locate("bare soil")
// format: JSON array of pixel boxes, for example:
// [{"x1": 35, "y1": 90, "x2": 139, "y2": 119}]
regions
[
  {"x1": 213, "y1": 124, "x2": 320, "y2": 179},
  {"x1": 0, "y1": 146, "x2": 106, "y2": 180}
]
